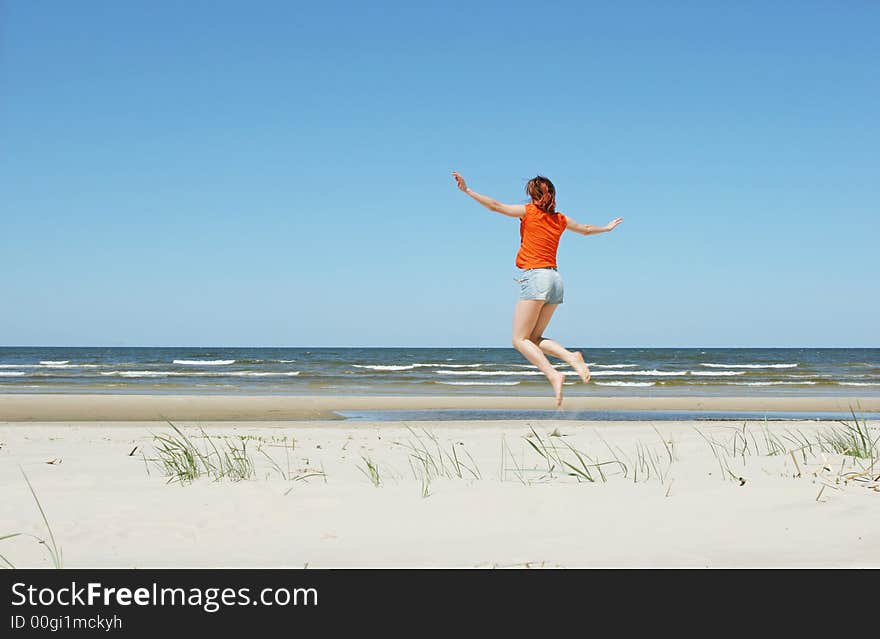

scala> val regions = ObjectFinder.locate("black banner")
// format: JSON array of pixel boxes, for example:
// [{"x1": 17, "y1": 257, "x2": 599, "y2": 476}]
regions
[{"x1": 0, "y1": 568, "x2": 870, "y2": 635}]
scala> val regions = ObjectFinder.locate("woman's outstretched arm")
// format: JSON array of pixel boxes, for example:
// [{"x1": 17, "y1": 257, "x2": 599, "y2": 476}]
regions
[
  {"x1": 566, "y1": 216, "x2": 623, "y2": 236},
  {"x1": 452, "y1": 172, "x2": 526, "y2": 218}
]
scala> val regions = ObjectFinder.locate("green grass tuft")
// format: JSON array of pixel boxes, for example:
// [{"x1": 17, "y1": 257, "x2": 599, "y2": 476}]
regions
[
  {"x1": 359, "y1": 456, "x2": 381, "y2": 487},
  {"x1": 147, "y1": 421, "x2": 255, "y2": 484}
]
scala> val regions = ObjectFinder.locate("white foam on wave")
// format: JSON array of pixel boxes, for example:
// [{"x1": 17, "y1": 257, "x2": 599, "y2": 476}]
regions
[
  {"x1": 227, "y1": 371, "x2": 300, "y2": 377},
  {"x1": 436, "y1": 381, "x2": 520, "y2": 386},
  {"x1": 0, "y1": 363, "x2": 101, "y2": 369},
  {"x1": 354, "y1": 364, "x2": 418, "y2": 371},
  {"x1": 591, "y1": 364, "x2": 639, "y2": 369},
  {"x1": 730, "y1": 381, "x2": 817, "y2": 386},
  {"x1": 701, "y1": 363, "x2": 798, "y2": 369},
  {"x1": 173, "y1": 359, "x2": 236, "y2": 366},
  {"x1": 277, "y1": 359, "x2": 297, "y2": 363},
  {"x1": 354, "y1": 363, "x2": 482, "y2": 371},
  {"x1": 786, "y1": 374, "x2": 832, "y2": 378},
  {"x1": 425, "y1": 363, "x2": 482, "y2": 368},
  {"x1": 591, "y1": 370, "x2": 688, "y2": 377},
  {"x1": 511, "y1": 364, "x2": 569, "y2": 369},
  {"x1": 0, "y1": 371, "x2": 26, "y2": 377},
  {"x1": 101, "y1": 370, "x2": 300, "y2": 378},
  {"x1": 688, "y1": 371, "x2": 746, "y2": 377},
  {"x1": 511, "y1": 363, "x2": 636, "y2": 370},
  {"x1": 41, "y1": 363, "x2": 101, "y2": 369},
  {"x1": 434, "y1": 369, "x2": 546, "y2": 376},
  {"x1": 594, "y1": 381, "x2": 656, "y2": 387},
  {"x1": 101, "y1": 371, "x2": 175, "y2": 378},
  {"x1": 434, "y1": 369, "x2": 683, "y2": 378},
  {"x1": 40, "y1": 360, "x2": 69, "y2": 365},
  {"x1": 838, "y1": 382, "x2": 880, "y2": 387}
]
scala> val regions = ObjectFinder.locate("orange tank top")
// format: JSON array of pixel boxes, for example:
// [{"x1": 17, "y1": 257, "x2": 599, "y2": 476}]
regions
[{"x1": 515, "y1": 203, "x2": 568, "y2": 269}]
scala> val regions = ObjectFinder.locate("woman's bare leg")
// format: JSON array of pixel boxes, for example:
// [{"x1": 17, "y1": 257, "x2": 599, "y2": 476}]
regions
[
  {"x1": 529, "y1": 304, "x2": 591, "y2": 384},
  {"x1": 512, "y1": 300, "x2": 565, "y2": 406}
]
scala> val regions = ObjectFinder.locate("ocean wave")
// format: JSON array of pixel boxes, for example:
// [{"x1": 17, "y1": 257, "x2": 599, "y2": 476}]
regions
[
  {"x1": 433, "y1": 368, "x2": 685, "y2": 377},
  {"x1": 0, "y1": 371, "x2": 26, "y2": 377},
  {"x1": 40, "y1": 363, "x2": 101, "y2": 369},
  {"x1": 100, "y1": 370, "x2": 300, "y2": 378},
  {"x1": 436, "y1": 381, "x2": 521, "y2": 386},
  {"x1": 511, "y1": 364, "x2": 569, "y2": 369},
  {"x1": 838, "y1": 382, "x2": 880, "y2": 387},
  {"x1": 424, "y1": 363, "x2": 482, "y2": 368},
  {"x1": 101, "y1": 371, "x2": 175, "y2": 378},
  {"x1": 276, "y1": 359, "x2": 297, "y2": 363},
  {"x1": 0, "y1": 363, "x2": 101, "y2": 369},
  {"x1": 354, "y1": 364, "x2": 418, "y2": 371},
  {"x1": 354, "y1": 363, "x2": 482, "y2": 371},
  {"x1": 700, "y1": 363, "x2": 798, "y2": 369},
  {"x1": 40, "y1": 360, "x2": 69, "y2": 365},
  {"x1": 591, "y1": 364, "x2": 639, "y2": 369},
  {"x1": 434, "y1": 370, "x2": 545, "y2": 376},
  {"x1": 173, "y1": 359, "x2": 236, "y2": 365},
  {"x1": 591, "y1": 370, "x2": 688, "y2": 377},
  {"x1": 227, "y1": 371, "x2": 300, "y2": 377},
  {"x1": 730, "y1": 381, "x2": 817, "y2": 386},
  {"x1": 594, "y1": 381, "x2": 656, "y2": 387},
  {"x1": 511, "y1": 363, "x2": 636, "y2": 370},
  {"x1": 688, "y1": 371, "x2": 746, "y2": 377}
]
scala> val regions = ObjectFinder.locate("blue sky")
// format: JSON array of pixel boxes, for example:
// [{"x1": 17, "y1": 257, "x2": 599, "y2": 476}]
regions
[{"x1": 2, "y1": 1, "x2": 877, "y2": 347}]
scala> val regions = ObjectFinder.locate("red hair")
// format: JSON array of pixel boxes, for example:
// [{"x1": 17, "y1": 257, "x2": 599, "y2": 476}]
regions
[{"x1": 526, "y1": 176, "x2": 556, "y2": 213}]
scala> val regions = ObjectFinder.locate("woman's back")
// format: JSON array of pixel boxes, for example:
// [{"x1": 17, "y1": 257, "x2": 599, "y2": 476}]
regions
[{"x1": 516, "y1": 203, "x2": 568, "y2": 269}]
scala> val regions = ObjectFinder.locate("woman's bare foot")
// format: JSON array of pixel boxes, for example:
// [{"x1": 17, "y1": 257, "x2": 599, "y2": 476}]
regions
[
  {"x1": 572, "y1": 351, "x2": 591, "y2": 384},
  {"x1": 549, "y1": 370, "x2": 565, "y2": 407}
]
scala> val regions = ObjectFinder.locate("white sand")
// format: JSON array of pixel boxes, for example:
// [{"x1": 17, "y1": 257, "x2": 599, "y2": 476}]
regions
[{"x1": 1, "y1": 419, "x2": 878, "y2": 568}]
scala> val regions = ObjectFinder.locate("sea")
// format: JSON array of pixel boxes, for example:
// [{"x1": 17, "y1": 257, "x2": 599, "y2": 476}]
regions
[{"x1": 1, "y1": 347, "x2": 878, "y2": 398}]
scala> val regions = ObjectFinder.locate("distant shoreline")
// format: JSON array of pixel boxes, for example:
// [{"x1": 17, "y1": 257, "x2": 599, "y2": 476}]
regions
[{"x1": 2, "y1": 393, "x2": 879, "y2": 422}]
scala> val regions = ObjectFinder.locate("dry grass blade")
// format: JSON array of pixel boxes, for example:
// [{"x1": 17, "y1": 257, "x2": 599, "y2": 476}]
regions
[{"x1": 2, "y1": 469, "x2": 64, "y2": 568}]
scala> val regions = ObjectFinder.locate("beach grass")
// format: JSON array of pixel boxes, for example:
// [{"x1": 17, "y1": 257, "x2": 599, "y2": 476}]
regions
[
  {"x1": 148, "y1": 421, "x2": 254, "y2": 484},
  {"x1": 359, "y1": 456, "x2": 381, "y2": 487},
  {"x1": 396, "y1": 427, "x2": 481, "y2": 481},
  {"x1": 1, "y1": 468, "x2": 63, "y2": 569},
  {"x1": 500, "y1": 435, "x2": 528, "y2": 485},
  {"x1": 395, "y1": 427, "x2": 481, "y2": 496},
  {"x1": 693, "y1": 411, "x2": 878, "y2": 488},
  {"x1": 821, "y1": 409, "x2": 879, "y2": 460},
  {"x1": 523, "y1": 428, "x2": 629, "y2": 484},
  {"x1": 134, "y1": 414, "x2": 877, "y2": 501}
]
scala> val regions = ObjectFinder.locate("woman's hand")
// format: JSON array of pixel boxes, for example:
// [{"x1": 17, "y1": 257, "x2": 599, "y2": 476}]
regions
[
  {"x1": 605, "y1": 217, "x2": 623, "y2": 232},
  {"x1": 452, "y1": 172, "x2": 526, "y2": 217},
  {"x1": 452, "y1": 171, "x2": 469, "y2": 192}
]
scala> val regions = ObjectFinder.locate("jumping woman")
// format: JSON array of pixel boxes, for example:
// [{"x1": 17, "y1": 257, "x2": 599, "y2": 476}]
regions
[{"x1": 452, "y1": 172, "x2": 623, "y2": 406}]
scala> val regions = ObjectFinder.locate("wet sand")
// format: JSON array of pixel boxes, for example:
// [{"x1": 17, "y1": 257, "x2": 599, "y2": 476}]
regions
[{"x1": 1, "y1": 393, "x2": 878, "y2": 421}]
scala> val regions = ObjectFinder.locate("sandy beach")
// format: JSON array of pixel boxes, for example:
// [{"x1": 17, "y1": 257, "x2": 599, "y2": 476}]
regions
[
  {"x1": 2, "y1": 393, "x2": 879, "y2": 421},
  {"x1": 1, "y1": 410, "x2": 878, "y2": 567}
]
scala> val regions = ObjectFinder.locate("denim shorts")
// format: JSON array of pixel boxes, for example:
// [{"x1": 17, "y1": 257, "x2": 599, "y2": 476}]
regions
[{"x1": 516, "y1": 267, "x2": 564, "y2": 304}]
